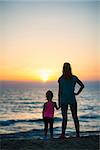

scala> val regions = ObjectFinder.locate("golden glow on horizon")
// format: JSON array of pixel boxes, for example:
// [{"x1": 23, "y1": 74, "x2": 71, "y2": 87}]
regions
[
  {"x1": 0, "y1": 65, "x2": 100, "y2": 82},
  {"x1": 38, "y1": 69, "x2": 53, "y2": 82},
  {"x1": 0, "y1": 2, "x2": 99, "y2": 82}
]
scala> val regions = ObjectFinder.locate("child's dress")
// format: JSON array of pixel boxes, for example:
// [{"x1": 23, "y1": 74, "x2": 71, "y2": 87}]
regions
[{"x1": 43, "y1": 101, "x2": 55, "y2": 118}]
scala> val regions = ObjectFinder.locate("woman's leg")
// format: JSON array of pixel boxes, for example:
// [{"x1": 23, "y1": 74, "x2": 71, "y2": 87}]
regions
[
  {"x1": 61, "y1": 105, "x2": 68, "y2": 136},
  {"x1": 70, "y1": 102, "x2": 80, "y2": 137}
]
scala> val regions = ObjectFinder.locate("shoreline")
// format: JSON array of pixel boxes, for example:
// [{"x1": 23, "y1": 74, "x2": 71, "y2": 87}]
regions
[
  {"x1": 0, "y1": 131, "x2": 100, "y2": 150},
  {"x1": 0, "y1": 130, "x2": 99, "y2": 139}
]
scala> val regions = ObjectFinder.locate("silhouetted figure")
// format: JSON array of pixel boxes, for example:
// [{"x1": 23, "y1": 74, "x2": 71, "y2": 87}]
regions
[
  {"x1": 58, "y1": 62, "x2": 84, "y2": 139},
  {"x1": 42, "y1": 90, "x2": 59, "y2": 139}
]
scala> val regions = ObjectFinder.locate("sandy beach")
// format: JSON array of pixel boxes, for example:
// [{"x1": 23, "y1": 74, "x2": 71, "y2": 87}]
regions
[{"x1": 1, "y1": 134, "x2": 99, "y2": 150}]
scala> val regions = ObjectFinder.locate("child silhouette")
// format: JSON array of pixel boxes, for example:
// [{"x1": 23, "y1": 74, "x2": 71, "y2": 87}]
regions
[{"x1": 42, "y1": 90, "x2": 59, "y2": 139}]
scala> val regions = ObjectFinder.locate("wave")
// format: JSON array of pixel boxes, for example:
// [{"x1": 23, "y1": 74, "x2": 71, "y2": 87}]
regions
[
  {"x1": 80, "y1": 115, "x2": 100, "y2": 119},
  {"x1": 18, "y1": 101, "x2": 43, "y2": 105},
  {"x1": 0, "y1": 128, "x2": 44, "y2": 139},
  {"x1": 19, "y1": 98, "x2": 33, "y2": 100},
  {"x1": 0, "y1": 119, "x2": 42, "y2": 126},
  {"x1": 0, "y1": 117, "x2": 62, "y2": 126}
]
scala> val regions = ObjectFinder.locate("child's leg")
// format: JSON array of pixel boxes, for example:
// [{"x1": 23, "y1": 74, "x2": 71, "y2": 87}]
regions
[
  {"x1": 49, "y1": 118, "x2": 54, "y2": 138},
  {"x1": 70, "y1": 102, "x2": 80, "y2": 137},
  {"x1": 44, "y1": 118, "x2": 48, "y2": 137}
]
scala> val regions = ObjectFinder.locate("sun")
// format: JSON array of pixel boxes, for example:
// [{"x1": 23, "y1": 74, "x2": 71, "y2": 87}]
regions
[{"x1": 39, "y1": 69, "x2": 52, "y2": 82}]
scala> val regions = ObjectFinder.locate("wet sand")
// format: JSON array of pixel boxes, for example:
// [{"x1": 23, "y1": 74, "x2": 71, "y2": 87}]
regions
[{"x1": 1, "y1": 134, "x2": 99, "y2": 150}]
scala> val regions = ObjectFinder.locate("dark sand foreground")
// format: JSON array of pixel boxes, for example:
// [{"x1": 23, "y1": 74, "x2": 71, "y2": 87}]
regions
[{"x1": 1, "y1": 135, "x2": 99, "y2": 150}]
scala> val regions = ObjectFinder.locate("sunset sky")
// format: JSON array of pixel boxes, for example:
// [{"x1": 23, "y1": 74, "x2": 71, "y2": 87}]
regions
[{"x1": 0, "y1": 0, "x2": 100, "y2": 82}]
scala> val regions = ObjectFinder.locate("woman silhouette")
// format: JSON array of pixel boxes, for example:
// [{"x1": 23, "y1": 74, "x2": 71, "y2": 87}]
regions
[{"x1": 58, "y1": 62, "x2": 84, "y2": 138}]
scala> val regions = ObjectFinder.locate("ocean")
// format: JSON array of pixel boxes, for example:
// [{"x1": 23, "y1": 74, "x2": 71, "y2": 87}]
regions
[{"x1": 0, "y1": 81, "x2": 100, "y2": 139}]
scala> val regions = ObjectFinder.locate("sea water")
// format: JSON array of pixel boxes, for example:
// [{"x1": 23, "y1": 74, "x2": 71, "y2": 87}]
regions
[{"x1": 0, "y1": 81, "x2": 100, "y2": 139}]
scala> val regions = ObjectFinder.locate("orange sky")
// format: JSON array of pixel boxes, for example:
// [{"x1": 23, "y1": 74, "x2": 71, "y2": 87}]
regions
[{"x1": 0, "y1": 1, "x2": 100, "y2": 82}]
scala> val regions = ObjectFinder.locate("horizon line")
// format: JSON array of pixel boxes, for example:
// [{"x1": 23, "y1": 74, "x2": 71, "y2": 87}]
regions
[{"x1": 0, "y1": 79, "x2": 99, "y2": 83}]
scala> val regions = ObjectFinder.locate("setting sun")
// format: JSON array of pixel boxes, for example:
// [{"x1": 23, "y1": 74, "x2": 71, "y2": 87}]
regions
[{"x1": 39, "y1": 69, "x2": 52, "y2": 82}]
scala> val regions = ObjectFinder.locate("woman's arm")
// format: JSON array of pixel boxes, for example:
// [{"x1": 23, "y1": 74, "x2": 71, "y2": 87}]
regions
[
  {"x1": 75, "y1": 78, "x2": 84, "y2": 95},
  {"x1": 54, "y1": 102, "x2": 59, "y2": 110},
  {"x1": 58, "y1": 83, "x2": 61, "y2": 107}
]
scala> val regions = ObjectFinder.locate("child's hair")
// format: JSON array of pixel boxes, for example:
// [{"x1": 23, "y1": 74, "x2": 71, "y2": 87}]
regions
[{"x1": 46, "y1": 90, "x2": 53, "y2": 101}]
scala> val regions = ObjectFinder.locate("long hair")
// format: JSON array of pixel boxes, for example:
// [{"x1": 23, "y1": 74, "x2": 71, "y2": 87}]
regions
[{"x1": 62, "y1": 62, "x2": 72, "y2": 79}]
